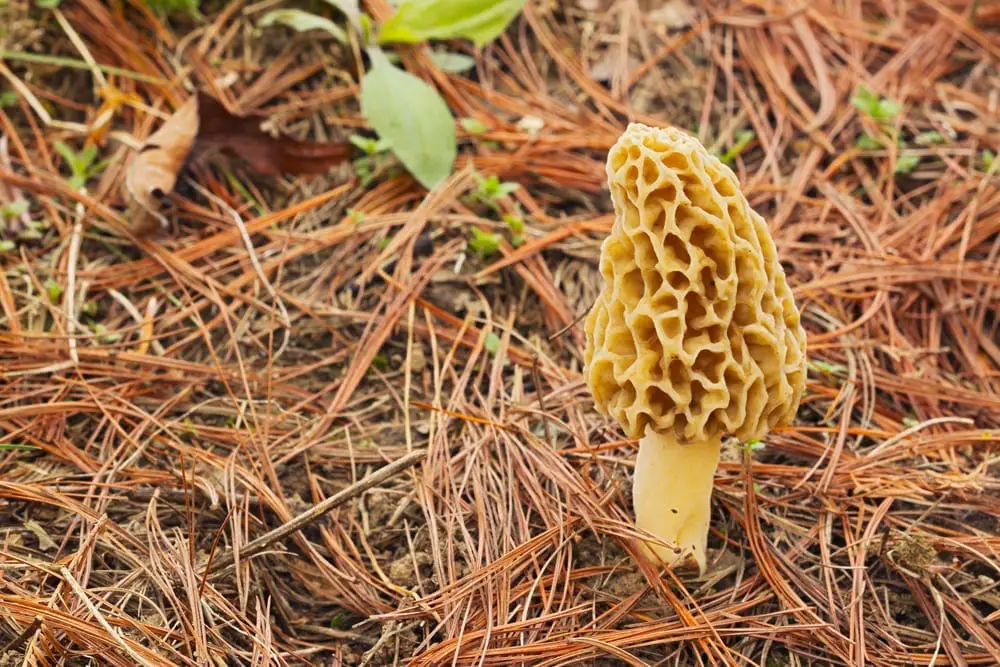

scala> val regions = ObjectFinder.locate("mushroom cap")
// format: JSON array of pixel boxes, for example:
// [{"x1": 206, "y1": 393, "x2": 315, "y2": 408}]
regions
[{"x1": 584, "y1": 123, "x2": 807, "y2": 443}]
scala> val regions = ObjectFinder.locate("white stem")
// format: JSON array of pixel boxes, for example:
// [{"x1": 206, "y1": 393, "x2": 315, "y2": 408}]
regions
[{"x1": 633, "y1": 431, "x2": 722, "y2": 574}]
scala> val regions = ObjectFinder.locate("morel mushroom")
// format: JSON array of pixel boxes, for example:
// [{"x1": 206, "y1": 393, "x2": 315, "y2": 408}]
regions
[{"x1": 584, "y1": 123, "x2": 807, "y2": 572}]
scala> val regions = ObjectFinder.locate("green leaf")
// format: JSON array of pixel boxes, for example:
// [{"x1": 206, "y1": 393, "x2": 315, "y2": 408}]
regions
[
  {"x1": 428, "y1": 50, "x2": 476, "y2": 73},
  {"x1": 852, "y1": 85, "x2": 900, "y2": 120},
  {"x1": 850, "y1": 86, "x2": 880, "y2": 117},
  {"x1": 468, "y1": 226, "x2": 500, "y2": 256},
  {"x1": 719, "y1": 129, "x2": 755, "y2": 164},
  {"x1": 378, "y1": 0, "x2": 525, "y2": 48},
  {"x1": 360, "y1": 48, "x2": 456, "y2": 190},
  {"x1": 258, "y1": 9, "x2": 348, "y2": 43},
  {"x1": 894, "y1": 153, "x2": 920, "y2": 174},
  {"x1": 981, "y1": 149, "x2": 996, "y2": 171},
  {"x1": 349, "y1": 134, "x2": 392, "y2": 154},
  {"x1": 914, "y1": 130, "x2": 946, "y2": 145},
  {"x1": 474, "y1": 173, "x2": 518, "y2": 201},
  {"x1": 0, "y1": 91, "x2": 17, "y2": 107},
  {"x1": 1, "y1": 200, "x2": 29, "y2": 219},
  {"x1": 460, "y1": 117, "x2": 487, "y2": 134},
  {"x1": 44, "y1": 278, "x2": 63, "y2": 303},
  {"x1": 371, "y1": 353, "x2": 389, "y2": 370},
  {"x1": 35, "y1": 0, "x2": 61, "y2": 8},
  {"x1": 484, "y1": 332, "x2": 500, "y2": 354},
  {"x1": 502, "y1": 213, "x2": 524, "y2": 234},
  {"x1": 0, "y1": 240, "x2": 15, "y2": 253},
  {"x1": 855, "y1": 134, "x2": 882, "y2": 150},
  {"x1": 52, "y1": 140, "x2": 77, "y2": 167},
  {"x1": 321, "y1": 0, "x2": 361, "y2": 30}
]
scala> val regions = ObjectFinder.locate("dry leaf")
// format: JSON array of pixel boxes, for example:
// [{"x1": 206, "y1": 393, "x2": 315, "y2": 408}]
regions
[
  {"x1": 124, "y1": 92, "x2": 355, "y2": 236},
  {"x1": 23, "y1": 519, "x2": 58, "y2": 551}
]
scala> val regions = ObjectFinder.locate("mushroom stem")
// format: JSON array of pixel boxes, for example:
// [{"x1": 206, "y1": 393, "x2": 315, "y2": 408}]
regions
[{"x1": 633, "y1": 431, "x2": 723, "y2": 574}]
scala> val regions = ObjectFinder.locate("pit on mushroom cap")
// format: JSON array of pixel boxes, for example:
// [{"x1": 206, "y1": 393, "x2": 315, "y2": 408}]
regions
[{"x1": 584, "y1": 122, "x2": 807, "y2": 572}]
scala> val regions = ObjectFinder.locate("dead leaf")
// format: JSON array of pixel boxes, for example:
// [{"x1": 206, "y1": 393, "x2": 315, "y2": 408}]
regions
[
  {"x1": 123, "y1": 91, "x2": 355, "y2": 237},
  {"x1": 124, "y1": 96, "x2": 200, "y2": 236},
  {"x1": 23, "y1": 519, "x2": 57, "y2": 551}
]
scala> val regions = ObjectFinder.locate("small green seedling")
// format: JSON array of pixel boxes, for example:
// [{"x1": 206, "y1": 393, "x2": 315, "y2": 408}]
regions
[
  {"x1": 371, "y1": 353, "x2": 389, "y2": 371},
  {"x1": 472, "y1": 173, "x2": 518, "y2": 204},
  {"x1": 43, "y1": 278, "x2": 63, "y2": 303},
  {"x1": 1, "y1": 200, "x2": 28, "y2": 220},
  {"x1": 719, "y1": 130, "x2": 755, "y2": 165},
  {"x1": 0, "y1": 91, "x2": 17, "y2": 108},
  {"x1": 742, "y1": 438, "x2": 765, "y2": 455},
  {"x1": 980, "y1": 149, "x2": 996, "y2": 172},
  {"x1": 894, "y1": 153, "x2": 920, "y2": 174},
  {"x1": 855, "y1": 134, "x2": 883, "y2": 150},
  {"x1": 502, "y1": 212, "x2": 525, "y2": 247},
  {"x1": 349, "y1": 134, "x2": 393, "y2": 155},
  {"x1": 484, "y1": 332, "x2": 501, "y2": 355},
  {"x1": 914, "y1": 131, "x2": 947, "y2": 146},
  {"x1": 459, "y1": 117, "x2": 488, "y2": 134},
  {"x1": 53, "y1": 141, "x2": 108, "y2": 190},
  {"x1": 468, "y1": 226, "x2": 501, "y2": 257},
  {"x1": 851, "y1": 86, "x2": 900, "y2": 121},
  {"x1": 89, "y1": 322, "x2": 122, "y2": 344}
]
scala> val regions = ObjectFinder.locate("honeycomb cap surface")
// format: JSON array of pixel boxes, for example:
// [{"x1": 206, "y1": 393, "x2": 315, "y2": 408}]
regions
[{"x1": 584, "y1": 123, "x2": 807, "y2": 443}]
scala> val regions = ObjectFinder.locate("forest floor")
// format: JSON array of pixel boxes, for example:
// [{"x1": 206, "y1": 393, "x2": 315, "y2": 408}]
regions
[{"x1": 1, "y1": 0, "x2": 999, "y2": 665}]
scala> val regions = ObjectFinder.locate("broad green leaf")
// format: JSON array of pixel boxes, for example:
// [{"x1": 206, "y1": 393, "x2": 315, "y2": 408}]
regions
[
  {"x1": 321, "y1": 0, "x2": 361, "y2": 30},
  {"x1": 258, "y1": 9, "x2": 348, "y2": 43},
  {"x1": 360, "y1": 48, "x2": 456, "y2": 189},
  {"x1": 378, "y1": 0, "x2": 525, "y2": 48},
  {"x1": 428, "y1": 50, "x2": 476, "y2": 73}
]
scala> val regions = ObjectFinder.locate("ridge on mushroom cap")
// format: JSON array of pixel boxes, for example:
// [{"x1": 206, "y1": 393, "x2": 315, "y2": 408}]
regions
[{"x1": 583, "y1": 123, "x2": 807, "y2": 443}]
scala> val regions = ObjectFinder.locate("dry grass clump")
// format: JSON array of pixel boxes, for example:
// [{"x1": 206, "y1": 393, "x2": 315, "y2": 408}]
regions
[{"x1": 1, "y1": 1, "x2": 998, "y2": 665}]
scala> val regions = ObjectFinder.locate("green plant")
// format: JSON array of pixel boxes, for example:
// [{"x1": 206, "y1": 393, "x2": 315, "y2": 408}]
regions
[
  {"x1": 484, "y1": 332, "x2": 500, "y2": 355},
  {"x1": 468, "y1": 226, "x2": 501, "y2": 257},
  {"x1": 980, "y1": 149, "x2": 996, "y2": 171},
  {"x1": 0, "y1": 91, "x2": 17, "y2": 108},
  {"x1": 851, "y1": 86, "x2": 900, "y2": 121},
  {"x1": 43, "y1": 278, "x2": 63, "y2": 303},
  {"x1": 143, "y1": 0, "x2": 200, "y2": 17},
  {"x1": 0, "y1": 240, "x2": 15, "y2": 253},
  {"x1": 1, "y1": 200, "x2": 28, "y2": 220},
  {"x1": 502, "y1": 212, "x2": 525, "y2": 247},
  {"x1": 89, "y1": 322, "x2": 121, "y2": 344},
  {"x1": 257, "y1": 0, "x2": 525, "y2": 190},
  {"x1": 914, "y1": 130, "x2": 947, "y2": 145},
  {"x1": 719, "y1": 129, "x2": 755, "y2": 165},
  {"x1": 894, "y1": 153, "x2": 920, "y2": 174},
  {"x1": 52, "y1": 141, "x2": 108, "y2": 190},
  {"x1": 349, "y1": 134, "x2": 392, "y2": 155},
  {"x1": 472, "y1": 172, "x2": 518, "y2": 205}
]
